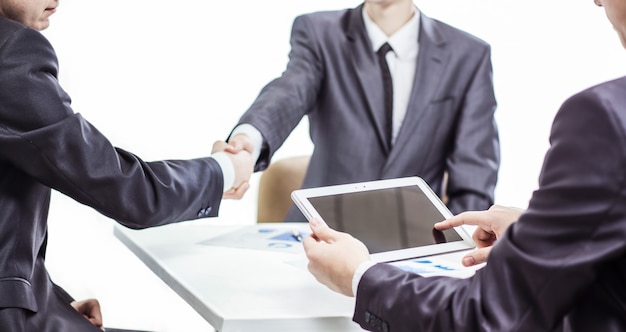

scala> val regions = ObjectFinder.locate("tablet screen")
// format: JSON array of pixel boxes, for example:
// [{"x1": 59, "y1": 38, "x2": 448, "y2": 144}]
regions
[{"x1": 306, "y1": 185, "x2": 462, "y2": 254}]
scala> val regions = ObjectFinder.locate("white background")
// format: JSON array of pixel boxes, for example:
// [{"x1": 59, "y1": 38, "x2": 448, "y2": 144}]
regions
[{"x1": 38, "y1": 1, "x2": 625, "y2": 331}]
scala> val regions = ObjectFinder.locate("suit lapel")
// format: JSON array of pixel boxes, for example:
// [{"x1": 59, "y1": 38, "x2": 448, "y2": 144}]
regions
[
  {"x1": 345, "y1": 5, "x2": 390, "y2": 155},
  {"x1": 384, "y1": 13, "x2": 448, "y2": 173}
]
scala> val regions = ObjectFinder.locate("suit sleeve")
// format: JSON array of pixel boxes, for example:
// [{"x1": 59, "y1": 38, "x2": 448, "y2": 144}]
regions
[
  {"x1": 234, "y1": 15, "x2": 324, "y2": 171},
  {"x1": 445, "y1": 44, "x2": 500, "y2": 214},
  {"x1": 0, "y1": 26, "x2": 223, "y2": 229},
  {"x1": 354, "y1": 87, "x2": 626, "y2": 331}
]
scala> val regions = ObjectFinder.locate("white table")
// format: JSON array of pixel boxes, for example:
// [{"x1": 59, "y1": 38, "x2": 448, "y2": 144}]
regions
[
  {"x1": 114, "y1": 221, "x2": 366, "y2": 332},
  {"x1": 114, "y1": 220, "x2": 480, "y2": 332}
]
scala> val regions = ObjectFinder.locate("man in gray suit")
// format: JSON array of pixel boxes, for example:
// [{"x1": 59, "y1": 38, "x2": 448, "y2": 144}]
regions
[{"x1": 225, "y1": 0, "x2": 500, "y2": 220}]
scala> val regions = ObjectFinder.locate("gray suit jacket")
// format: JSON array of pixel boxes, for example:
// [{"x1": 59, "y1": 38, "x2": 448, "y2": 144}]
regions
[
  {"x1": 0, "y1": 17, "x2": 223, "y2": 331},
  {"x1": 354, "y1": 77, "x2": 626, "y2": 332},
  {"x1": 236, "y1": 5, "x2": 500, "y2": 220}
]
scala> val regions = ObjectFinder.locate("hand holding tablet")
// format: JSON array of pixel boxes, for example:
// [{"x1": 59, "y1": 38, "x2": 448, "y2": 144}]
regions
[{"x1": 292, "y1": 177, "x2": 475, "y2": 263}]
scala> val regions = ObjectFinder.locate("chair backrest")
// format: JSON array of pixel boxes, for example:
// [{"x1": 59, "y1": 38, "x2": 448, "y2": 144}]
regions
[{"x1": 257, "y1": 155, "x2": 310, "y2": 222}]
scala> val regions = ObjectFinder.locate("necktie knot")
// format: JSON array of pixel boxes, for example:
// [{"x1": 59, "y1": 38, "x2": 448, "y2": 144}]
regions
[{"x1": 377, "y1": 42, "x2": 393, "y2": 57}]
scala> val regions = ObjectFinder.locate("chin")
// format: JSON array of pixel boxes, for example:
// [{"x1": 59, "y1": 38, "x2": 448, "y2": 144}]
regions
[{"x1": 34, "y1": 20, "x2": 51, "y2": 31}]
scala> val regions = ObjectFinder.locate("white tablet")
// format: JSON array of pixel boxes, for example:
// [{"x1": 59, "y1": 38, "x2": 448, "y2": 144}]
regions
[{"x1": 291, "y1": 176, "x2": 475, "y2": 263}]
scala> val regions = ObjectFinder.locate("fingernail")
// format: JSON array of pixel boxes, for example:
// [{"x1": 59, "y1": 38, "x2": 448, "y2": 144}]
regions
[{"x1": 462, "y1": 256, "x2": 475, "y2": 266}]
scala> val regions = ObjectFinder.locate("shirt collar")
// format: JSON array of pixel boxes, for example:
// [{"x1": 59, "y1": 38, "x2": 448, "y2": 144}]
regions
[{"x1": 362, "y1": 6, "x2": 420, "y2": 59}]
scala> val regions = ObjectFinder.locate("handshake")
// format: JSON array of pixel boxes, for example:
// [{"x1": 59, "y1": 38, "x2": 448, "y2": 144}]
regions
[{"x1": 212, "y1": 133, "x2": 256, "y2": 200}]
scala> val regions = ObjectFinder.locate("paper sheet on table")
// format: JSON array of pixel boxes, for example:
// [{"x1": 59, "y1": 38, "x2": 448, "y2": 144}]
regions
[
  {"x1": 198, "y1": 224, "x2": 311, "y2": 254},
  {"x1": 390, "y1": 254, "x2": 484, "y2": 278}
]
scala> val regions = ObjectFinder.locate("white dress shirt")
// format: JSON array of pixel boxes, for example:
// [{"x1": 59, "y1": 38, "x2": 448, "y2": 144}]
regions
[{"x1": 362, "y1": 6, "x2": 420, "y2": 145}]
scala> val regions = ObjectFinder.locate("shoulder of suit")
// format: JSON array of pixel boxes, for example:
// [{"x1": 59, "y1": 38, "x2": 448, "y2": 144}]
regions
[
  {"x1": 296, "y1": 7, "x2": 350, "y2": 22},
  {"x1": 0, "y1": 17, "x2": 58, "y2": 75},
  {"x1": 558, "y1": 76, "x2": 626, "y2": 134},
  {"x1": 575, "y1": 76, "x2": 626, "y2": 107},
  {"x1": 0, "y1": 16, "x2": 24, "y2": 30},
  {"x1": 597, "y1": 75, "x2": 626, "y2": 91},
  {"x1": 0, "y1": 16, "x2": 49, "y2": 49},
  {"x1": 291, "y1": 8, "x2": 354, "y2": 39},
  {"x1": 0, "y1": 17, "x2": 27, "y2": 45},
  {"x1": 421, "y1": 13, "x2": 490, "y2": 48}
]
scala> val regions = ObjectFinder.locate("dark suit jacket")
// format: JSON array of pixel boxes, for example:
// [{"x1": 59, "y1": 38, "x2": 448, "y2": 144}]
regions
[
  {"x1": 235, "y1": 5, "x2": 500, "y2": 220},
  {"x1": 354, "y1": 77, "x2": 626, "y2": 332},
  {"x1": 0, "y1": 18, "x2": 223, "y2": 331}
]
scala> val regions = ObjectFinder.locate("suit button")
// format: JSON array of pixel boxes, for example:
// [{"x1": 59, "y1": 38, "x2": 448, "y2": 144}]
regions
[
  {"x1": 365, "y1": 311, "x2": 387, "y2": 331},
  {"x1": 205, "y1": 206, "x2": 212, "y2": 215},
  {"x1": 197, "y1": 208, "x2": 206, "y2": 217}
]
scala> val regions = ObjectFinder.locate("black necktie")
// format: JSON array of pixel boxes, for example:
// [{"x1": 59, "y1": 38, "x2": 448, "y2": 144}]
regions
[{"x1": 377, "y1": 43, "x2": 393, "y2": 151}]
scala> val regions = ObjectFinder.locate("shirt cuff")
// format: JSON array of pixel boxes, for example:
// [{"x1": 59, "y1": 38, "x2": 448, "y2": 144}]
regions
[
  {"x1": 230, "y1": 123, "x2": 263, "y2": 163},
  {"x1": 209, "y1": 151, "x2": 234, "y2": 191},
  {"x1": 352, "y1": 260, "x2": 377, "y2": 296}
]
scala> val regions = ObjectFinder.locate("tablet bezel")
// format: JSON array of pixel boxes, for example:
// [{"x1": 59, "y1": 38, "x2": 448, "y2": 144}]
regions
[{"x1": 291, "y1": 176, "x2": 475, "y2": 263}]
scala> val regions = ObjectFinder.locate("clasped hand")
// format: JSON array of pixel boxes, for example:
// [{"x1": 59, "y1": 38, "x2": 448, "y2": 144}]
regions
[{"x1": 212, "y1": 134, "x2": 254, "y2": 199}]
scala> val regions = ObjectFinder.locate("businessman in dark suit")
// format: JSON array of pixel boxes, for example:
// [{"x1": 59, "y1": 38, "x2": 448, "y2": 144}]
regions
[
  {"x1": 303, "y1": 1, "x2": 626, "y2": 331},
  {"x1": 226, "y1": 0, "x2": 500, "y2": 220},
  {"x1": 0, "y1": 1, "x2": 252, "y2": 330}
]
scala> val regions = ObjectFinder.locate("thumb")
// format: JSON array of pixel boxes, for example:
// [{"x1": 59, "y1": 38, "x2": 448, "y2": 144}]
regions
[
  {"x1": 223, "y1": 142, "x2": 241, "y2": 153},
  {"x1": 461, "y1": 246, "x2": 492, "y2": 267},
  {"x1": 309, "y1": 218, "x2": 335, "y2": 243}
]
